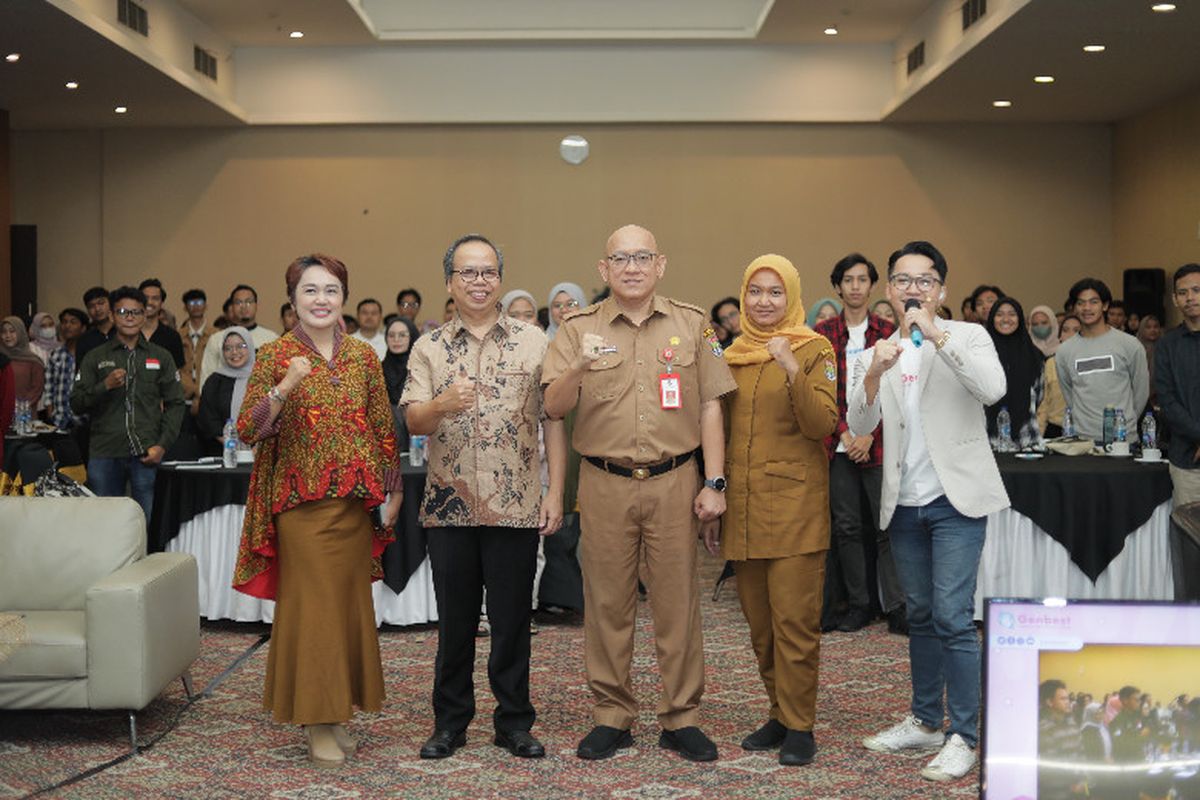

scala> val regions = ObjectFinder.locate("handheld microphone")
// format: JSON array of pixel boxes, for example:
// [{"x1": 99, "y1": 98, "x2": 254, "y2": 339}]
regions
[{"x1": 905, "y1": 299, "x2": 924, "y2": 347}]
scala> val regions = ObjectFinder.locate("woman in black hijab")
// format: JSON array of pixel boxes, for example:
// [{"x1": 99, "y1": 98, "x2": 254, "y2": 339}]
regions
[
  {"x1": 381, "y1": 315, "x2": 419, "y2": 444},
  {"x1": 985, "y1": 297, "x2": 1045, "y2": 449}
]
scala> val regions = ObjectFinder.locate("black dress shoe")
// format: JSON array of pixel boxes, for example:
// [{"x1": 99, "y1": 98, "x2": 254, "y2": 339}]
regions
[
  {"x1": 820, "y1": 610, "x2": 841, "y2": 633},
  {"x1": 577, "y1": 725, "x2": 633, "y2": 760},
  {"x1": 494, "y1": 729, "x2": 545, "y2": 758},
  {"x1": 836, "y1": 606, "x2": 873, "y2": 633},
  {"x1": 659, "y1": 726, "x2": 718, "y2": 762},
  {"x1": 419, "y1": 729, "x2": 466, "y2": 759},
  {"x1": 779, "y1": 730, "x2": 816, "y2": 766},
  {"x1": 887, "y1": 606, "x2": 910, "y2": 636},
  {"x1": 741, "y1": 718, "x2": 787, "y2": 751}
]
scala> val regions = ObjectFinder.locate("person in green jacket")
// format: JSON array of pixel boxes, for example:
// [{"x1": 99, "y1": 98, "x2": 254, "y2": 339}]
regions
[{"x1": 71, "y1": 285, "x2": 185, "y2": 519}]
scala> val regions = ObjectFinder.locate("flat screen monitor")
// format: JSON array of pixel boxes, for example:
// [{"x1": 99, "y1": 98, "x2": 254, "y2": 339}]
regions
[{"x1": 983, "y1": 598, "x2": 1200, "y2": 800}]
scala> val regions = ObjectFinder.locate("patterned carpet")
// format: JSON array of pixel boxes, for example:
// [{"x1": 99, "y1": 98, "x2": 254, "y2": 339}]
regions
[{"x1": 0, "y1": 553, "x2": 977, "y2": 799}]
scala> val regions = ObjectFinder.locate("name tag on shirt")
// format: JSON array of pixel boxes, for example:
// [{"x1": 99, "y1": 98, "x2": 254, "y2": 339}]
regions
[
  {"x1": 1075, "y1": 355, "x2": 1114, "y2": 375},
  {"x1": 145, "y1": 358, "x2": 161, "y2": 370},
  {"x1": 660, "y1": 373, "x2": 681, "y2": 409}
]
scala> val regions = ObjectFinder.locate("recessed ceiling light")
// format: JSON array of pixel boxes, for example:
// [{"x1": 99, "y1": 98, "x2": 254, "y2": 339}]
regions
[
  {"x1": 65, "y1": 81, "x2": 79, "y2": 89},
  {"x1": 4, "y1": 53, "x2": 19, "y2": 63},
  {"x1": 1034, "y1": 75, "x2": 1055, "y2": 84},
  {"x1": 993, "y1": 100, "x2": 1013, "y2": 108},
  {"x1": 1082, "y1": 44, "x2": 1106, "y2": 53},
  {"x1": 114, "y1": 106, "x2": 128, "y2": 114},
  {"x1": 289, "y1": 30, "x2": 304, "y2": 39},
  {"x1": 823, "y1": 25, "x2": 838, "y2": 35},
  {"x1": 1151, "y1": 3, "x2": 1177, "y2": 11}
]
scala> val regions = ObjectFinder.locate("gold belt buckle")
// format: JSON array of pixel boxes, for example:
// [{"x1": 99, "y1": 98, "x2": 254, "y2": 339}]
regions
[{"x1": 632, "y1": 467, "x2": 650, "y2": 480}]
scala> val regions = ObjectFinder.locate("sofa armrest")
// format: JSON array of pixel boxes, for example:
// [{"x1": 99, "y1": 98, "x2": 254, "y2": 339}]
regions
[{"x1": 85, "y1": 553, "x2": 200, "y2": 710}]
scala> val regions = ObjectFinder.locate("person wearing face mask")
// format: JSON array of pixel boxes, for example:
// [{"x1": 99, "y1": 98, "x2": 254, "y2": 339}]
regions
[
  {"x1": 1029, "y1": 305, "x2": 1066, "y2": 437},
  {"x1": 196, "y1": 327, "x2": 255, "y2": 456},
  {"x1": 984, "y1": 298, "x2": 1045, "y2": 449},
  {"x1": 27, "y1": 312, "x2": 59, "y2": 366}
]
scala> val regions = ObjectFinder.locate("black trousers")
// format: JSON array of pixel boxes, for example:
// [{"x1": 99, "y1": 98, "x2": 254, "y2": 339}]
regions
[
  {"x1": 428, "y1": 525, "x2": 539, "y2": 734},
  {"x1": 824, "y1": 455, "x2": 904, "y2": 614}
]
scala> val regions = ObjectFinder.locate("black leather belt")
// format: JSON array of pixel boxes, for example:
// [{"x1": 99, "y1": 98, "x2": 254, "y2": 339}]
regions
[{"x1": 585, "y1": 451, "x2": 694, "y2": 480}]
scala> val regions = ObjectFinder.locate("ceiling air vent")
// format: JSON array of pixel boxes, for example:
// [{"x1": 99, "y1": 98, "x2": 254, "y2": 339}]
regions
[
  {"x1": 962, "y1": 0, "x2": 987, "y2": 31},
  {"x1": 194, "y1": 46, "x2": 217, "y2": 81},
  {"x1": 906, "y1": 41, "x2": 925, "y2": 75},
  {"x1": 117, "y1": 0, "x2": 148, "y2": 36}
]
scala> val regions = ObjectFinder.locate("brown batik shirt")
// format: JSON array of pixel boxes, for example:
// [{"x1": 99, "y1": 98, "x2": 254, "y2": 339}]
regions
[{"x1": 400, "y1": 313, "x2": 548, "y2": 529}]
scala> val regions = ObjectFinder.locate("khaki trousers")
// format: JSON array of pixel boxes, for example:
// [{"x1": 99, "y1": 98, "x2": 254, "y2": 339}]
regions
[
  {"x1": 735, "y1": 551, "x2": 826, "y2": 731},
  {"x1": 578, "y1": 459, "x2": 704, "y2": 730},
  {"x1": 1170, "y1": 463, "x2": 1200, "y2": 507}
]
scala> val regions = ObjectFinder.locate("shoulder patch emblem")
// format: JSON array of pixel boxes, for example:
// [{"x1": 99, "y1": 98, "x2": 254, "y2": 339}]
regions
[
  {"x1": 702, "y1": 327, "x2": 724, "y2": 357},
  {"x1": 824, "y1": 359, "x2": 837, "y2": 382}
]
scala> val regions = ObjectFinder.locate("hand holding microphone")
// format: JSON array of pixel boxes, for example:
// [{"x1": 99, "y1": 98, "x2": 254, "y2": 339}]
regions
[{"x1": 903, "y1": 297, "x2": 937, "y2": 347}]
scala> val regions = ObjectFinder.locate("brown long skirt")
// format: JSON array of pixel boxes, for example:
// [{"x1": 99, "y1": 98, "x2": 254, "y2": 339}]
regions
[{"x1": 264, "y1": 498, "x2": 385, "y2": 724}]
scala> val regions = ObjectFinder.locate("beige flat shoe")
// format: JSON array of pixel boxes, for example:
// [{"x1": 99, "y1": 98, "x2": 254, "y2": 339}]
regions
[
  {"x1": 304, "y1": 724, "x2": 346, "y2": 768},
  {"x1": 332, "y1": 724, "x2": 358, "y2": 756}
]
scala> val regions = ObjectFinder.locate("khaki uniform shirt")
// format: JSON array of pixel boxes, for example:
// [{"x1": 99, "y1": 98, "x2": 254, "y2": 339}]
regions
[
  {"x1": 543, "y1": 295, "x2": 736, "y2": 465},
  {"x1": 400, "y1": 313, "x2": 548, "y2": 529}
]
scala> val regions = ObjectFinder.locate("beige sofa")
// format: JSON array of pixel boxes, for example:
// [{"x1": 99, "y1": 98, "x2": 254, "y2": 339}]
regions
[{"x1": 0, "y1": 497, "x2": 200, "y2": 750}]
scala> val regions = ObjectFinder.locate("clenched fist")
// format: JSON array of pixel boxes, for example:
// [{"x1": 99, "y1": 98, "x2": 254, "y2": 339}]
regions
[
  {"x1": 868, "y1": 339, "x2": 901, "y2": 378},
  {"x1": 103, "y1": 368, "x2": 127, "y2": 390},
  {"x1": 766, "y1": 336, "x2": 799, "y2": 374},
  {"x1": 574, "y1": 333, "x2": 611, "y2": 371},
  {"x1": 280, "y1": 356, "x2": 312, "y2": 395}
]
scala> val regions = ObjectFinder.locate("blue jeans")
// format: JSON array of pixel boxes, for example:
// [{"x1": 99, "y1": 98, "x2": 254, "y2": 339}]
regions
[
  {"x1": 87, "y1": 457, "x2": 158, "y2": 521},
  {"x1": 888, "y1": 495, "x2": 986, "y2": 748}
]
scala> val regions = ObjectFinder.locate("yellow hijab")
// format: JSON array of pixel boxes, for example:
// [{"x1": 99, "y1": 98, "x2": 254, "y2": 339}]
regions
[{"x1": 724, "y1": 254, "x2": 824, "y2": 366}]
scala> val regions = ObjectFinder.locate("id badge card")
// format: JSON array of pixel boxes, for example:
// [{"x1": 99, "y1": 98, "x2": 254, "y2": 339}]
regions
[{"x1": 659, "y1": 373, "x2": 681, "y2": 409}]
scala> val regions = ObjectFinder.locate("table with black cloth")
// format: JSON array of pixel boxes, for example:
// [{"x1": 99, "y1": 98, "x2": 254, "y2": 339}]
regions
[
  {"x1": 2, "y1": 430, "x2": 86, "y2": 493},
  {"x1": 974, "y1": 453, "x2": 1175, "y2": 617},
  {"x1": 150, "y1": 460, "x2": 438, "y2": 624}
]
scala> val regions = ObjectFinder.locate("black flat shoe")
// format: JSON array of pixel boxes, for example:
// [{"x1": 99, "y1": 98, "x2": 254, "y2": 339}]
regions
[
  {"x1": 741, "y1": 718, "x2": 787, "y2": 751},
  {"x1": 494, "y1": 729, "x2": 545, "y2": 758},
  {"x1": 659, "y1": 726, "x2": 718, "y2": 762},
  {"x1": 837, "y1": 606, "x2": 873, "y2": 633},
  {"x1": 419, "y1": 729, "x2": 466, "y2": 759},
  {"x1": 779, "y1": 729, "x2": 816, "y2": 766},
  {"x1": 577, "y1": 725, "x2": 633, "y2": 760},
  {"x1": 887, "y1": 606, "x2": 910, "y2": 636}
]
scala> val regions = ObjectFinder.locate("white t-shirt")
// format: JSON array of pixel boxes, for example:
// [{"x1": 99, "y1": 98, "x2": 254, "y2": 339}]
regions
[
  {"x1": 897, "y1": 338, "x2": 944, "y2": 507},
  {"x1": 836, "y1": 318, "x2": 870, "y2": 454},
  {"x1": 351, "y1": 329, "x2": 387, "y2": 360}
]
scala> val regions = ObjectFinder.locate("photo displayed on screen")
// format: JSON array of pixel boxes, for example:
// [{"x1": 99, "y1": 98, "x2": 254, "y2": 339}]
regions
[{"x1": 983, "y1": 600, "x2": 1200, "y2": 800}]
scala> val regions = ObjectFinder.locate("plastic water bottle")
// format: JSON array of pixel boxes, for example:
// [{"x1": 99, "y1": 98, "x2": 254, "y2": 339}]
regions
[
  {"x1": 1102, "y1": 406, "x2": 1116, "y2": 446},
  {"x1": 1141, "y1": 411, "x2": 1157, "y2": 450},
  {"x1": 222, "y1": 419, "x2": 238, "y2": 468},
  {"x1": 409, "y1": 435, "x2": 426, "y2": 467},
  {"x1": 1063, "y1": 406, "x2": 1076, "y2": 438},
  {"x1": 16, "y1": 399, "x2": 32, "y2": 435},
  {"x1": 996, "y1": 406, "x2": 1015, "y2": 452},
  {"x1": 1115, "y1": 408, "x2": 1127, "y2": 443}
]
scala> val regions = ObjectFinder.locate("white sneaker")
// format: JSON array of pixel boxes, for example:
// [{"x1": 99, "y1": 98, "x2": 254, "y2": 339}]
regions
[
  {"x1": 862, "y1": 715, "x2": 945, "y2": 752},
  {"x1": 920, "y1": 734, "x2": 976, "y2": 782}
]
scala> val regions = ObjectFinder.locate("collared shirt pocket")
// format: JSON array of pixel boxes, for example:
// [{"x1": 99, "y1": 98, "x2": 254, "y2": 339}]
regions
[
  {"x1": 585, "y1": 351, "x2": 625, "y2": 401},
  {"x1": 763, "y1": 460, "x2": 807, "y2": 499}
]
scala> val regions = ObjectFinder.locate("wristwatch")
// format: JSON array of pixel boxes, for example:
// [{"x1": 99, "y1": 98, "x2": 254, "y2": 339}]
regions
[{"x1": 704, "y1": 476, "x2": 727, "y2": 492}]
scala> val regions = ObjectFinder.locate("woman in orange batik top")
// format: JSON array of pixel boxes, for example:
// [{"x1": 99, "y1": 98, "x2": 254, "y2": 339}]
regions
[{"x1": 233, "y1": 254, "x2": 402, "y2": 768}]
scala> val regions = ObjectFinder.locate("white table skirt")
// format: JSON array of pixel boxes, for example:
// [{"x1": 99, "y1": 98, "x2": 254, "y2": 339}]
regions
[
  {"x1": 975, "y1": 502, "x2": 1175, "y2": 618},
  {"x1": 165, "y1": 504, "x2": 439, "y2": 626}
]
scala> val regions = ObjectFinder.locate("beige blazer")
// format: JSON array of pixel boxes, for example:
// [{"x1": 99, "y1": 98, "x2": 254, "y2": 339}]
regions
[{"x1": 847, "y1": 319, "x2": 1010, "y2": 530}]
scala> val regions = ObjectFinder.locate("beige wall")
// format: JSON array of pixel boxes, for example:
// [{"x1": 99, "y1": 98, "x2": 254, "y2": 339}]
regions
[
  {"x1": 13, "y1": 122, "x2": 1113, "y2": 325},
  {"x1": 1113, "y1": 86, "x2": 1200, "y2": 325}
]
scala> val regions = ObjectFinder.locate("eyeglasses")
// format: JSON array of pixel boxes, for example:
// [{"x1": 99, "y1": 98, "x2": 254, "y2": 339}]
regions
[
  {"x1": 452, "y1": 268, "x2": 501, "y2": 283},
  {"x1": 889, "y1": 274, "x2": 942, "y2": 292},
  {"x1": 186, "y1": 299, "x2": 206, "y2": 307},
  {"x1": 114, "y1": 308, "x2": 146, "y2": 318},
  {"x1": 551, "y1": 300, "x2": 579, "y2": 312},
  {"x1": 222, "y1": 343, "x2": 249, "y2": 352},
  {"x1": 606, "y1": 251, "x2": 658, "y2": 269},
  {"x1": 232, "y1": 298, "x2": 256, "y2": 307},
  {"x1": 398, "y1": 301, "x2": 420, "y2": 309}
]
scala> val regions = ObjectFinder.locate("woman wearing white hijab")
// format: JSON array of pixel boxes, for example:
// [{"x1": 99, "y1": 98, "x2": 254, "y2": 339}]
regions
[
  {"x1": 501, "y1": 289, "x2": 538, "y2": 325},
  {"x1": 1029, "y1": 305, "x2": 1066, "y2": 436},
  {"x1": 545, "y1": 282, "x2": 587, "y2": 340},
  {"x1": 27, "y1": 312, "x2": 60, "y2": 366},
  {"x1": 197, "y1": 326, "x2": 255, "y2": 454}
]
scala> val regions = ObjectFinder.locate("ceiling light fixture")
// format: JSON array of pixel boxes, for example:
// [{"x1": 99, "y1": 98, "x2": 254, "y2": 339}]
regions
[
  {"x1": 65, "y1": 81, "x2": 79, "y2": 89},
  {"x1": 1082, "y1": 44, "x2": 1106, "y2": 53},
  {"x1": 114, "y1": 106, "x2": 128, "y2": 114},
  {"x1": 289, "y1": 30, "x2": 304, "y2": 39},
  {"x1": 993, "y1": 100, "x2": 1013, "y2": 108},
  {"x1": 1034, "y1": 75, "x2": 1055, "y2": 84},
  {"x1": 4, "y1": 53, "x2": 19, "y2": 63},
  {"x1": 1151, "y1": 3, "x2": 1177, "y2": 11},
  {"x1": 823, "y1": 25, "x2": 838, "y2": 35}
]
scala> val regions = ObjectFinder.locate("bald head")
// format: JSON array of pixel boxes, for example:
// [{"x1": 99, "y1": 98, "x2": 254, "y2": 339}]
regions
[{"x1": 605, "y1": 224, "x2": 658, "y2": 256}]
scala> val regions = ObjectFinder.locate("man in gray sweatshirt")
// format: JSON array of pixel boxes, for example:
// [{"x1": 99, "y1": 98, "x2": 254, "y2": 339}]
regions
[{"x1": 1056, "y1": 278, "x2": 1149, "y2": 443}]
